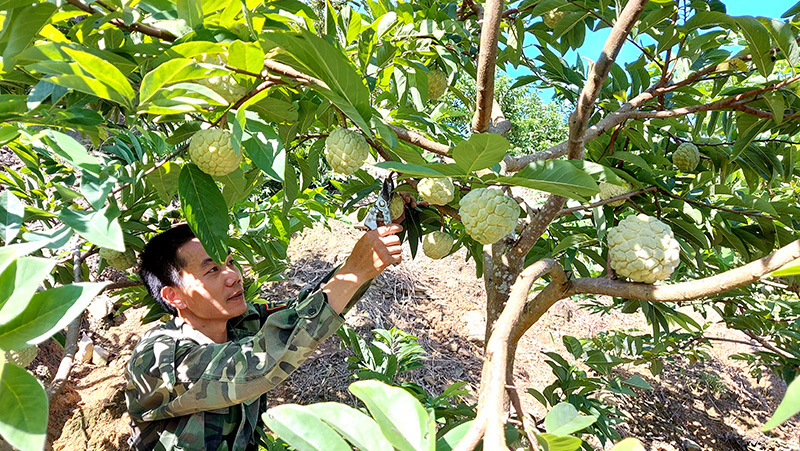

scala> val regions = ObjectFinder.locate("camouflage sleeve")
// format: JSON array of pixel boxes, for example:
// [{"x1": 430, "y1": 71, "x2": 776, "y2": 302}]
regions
[{"x1": 127, "y1": 289, "x2": 343, "y2": 422}]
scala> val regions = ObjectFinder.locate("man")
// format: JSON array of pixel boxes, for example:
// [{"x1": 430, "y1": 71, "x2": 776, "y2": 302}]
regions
[{"x1": 125, "y1": 222, "x2": 403, "y2": 450}]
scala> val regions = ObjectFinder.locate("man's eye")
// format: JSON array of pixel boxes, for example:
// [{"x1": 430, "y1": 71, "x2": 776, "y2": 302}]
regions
[{"x1": 207, "y1": 266, "x2": 218, "y2": 274}]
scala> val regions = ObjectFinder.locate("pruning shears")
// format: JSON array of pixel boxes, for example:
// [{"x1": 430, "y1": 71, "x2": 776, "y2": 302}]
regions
[{"x1": 364, "y1": 177, "x2": 394, "y2": 230}]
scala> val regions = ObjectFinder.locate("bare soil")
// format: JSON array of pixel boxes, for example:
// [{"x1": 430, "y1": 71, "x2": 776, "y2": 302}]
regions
[{"x1": 31, "y1": 220, "x2": 800, "y2": 451}]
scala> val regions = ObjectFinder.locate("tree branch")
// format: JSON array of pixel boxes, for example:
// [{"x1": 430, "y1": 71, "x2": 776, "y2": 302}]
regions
[
  {"x1": 471, "y1": 0, "x2": 504, "y2": 133},
  {"x1": 385, "y1": 123, "x2": 451, "y2": 156},
  {"x1": 65, "y1": 0, "x2": 177, "y2": 42}
]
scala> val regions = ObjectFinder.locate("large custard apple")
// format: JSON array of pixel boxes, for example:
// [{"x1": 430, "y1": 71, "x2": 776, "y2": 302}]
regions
[
  {"x1": 417, "y1": 178, "x2": 455, "y2": 205},
  {"x1": 599, "y1": 182, "x2": 629, "y2": 207},
  {"x1": 607, "y1": 214, "x2": 681, "y2": 283},
  {"x1": 459, "y1": 188, "x2": 520, "y2": 244},
  {"x1": 543, "y1": 9, "x2": 567, "y2": 28},
  {"x1": 2, "y1": 345, "x2": 38, "y2": 368},
  {"x1": 389, "y1": 195, "x2": 405, "y2": 221},
  {"x1": 423, "y1": 231, "x2": 454, "y2": 259},
  {"x1": 673, "y1": 143, "x2": 700, "y2": 172},
  {"x1": 428, "y1": 69, "x2": 448, "y2": 101},
  {"x1": 188, "y1": 129, "x2": 241, "y2": 176},
  {"x1": 100, "y1": 247, "x2": 137, "y2": 270},
  {"x1": 324, "y1": 128, "x2": 369, "y2": 175}
]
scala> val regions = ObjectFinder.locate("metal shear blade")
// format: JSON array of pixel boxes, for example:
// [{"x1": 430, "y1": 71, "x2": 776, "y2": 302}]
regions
[{"x1": 364, "y1": 178, "x2": 394, "y2": 230}]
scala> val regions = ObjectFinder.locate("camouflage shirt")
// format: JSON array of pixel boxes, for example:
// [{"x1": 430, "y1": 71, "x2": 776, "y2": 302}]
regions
[{"x1": 125, "y1": 277, "x2": 363, "y2": 451}]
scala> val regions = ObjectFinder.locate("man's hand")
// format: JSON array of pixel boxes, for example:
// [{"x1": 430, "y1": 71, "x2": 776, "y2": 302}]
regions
[{"x1": 323, "y1": 224, "x2": 403, "y2": 313}]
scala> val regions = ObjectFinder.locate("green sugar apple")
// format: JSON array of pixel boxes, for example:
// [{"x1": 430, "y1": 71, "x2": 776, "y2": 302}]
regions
[
  {"x1": 428, "y1": 69, "x2": 448, "y2": 101},
  {"x1": 100, "y1": 247, "x2": 137, "y2": 270},
  {"x1": 423, "y1": 231, "x2": 454, "y2": 259},
  {"x1": 417, "y1": 177, "x2": 455, "y2": 205},
  {"x1": 459, "y1": 188, "x2": 520, "y2": 245},
  {"x1": 324, "y1": 128, "x2": 369, "y2": 175},
  {"x1": 673, "y1": 142, "x2": 700, "y2": 172},
  {"x1": 195, "y1": 53, "x2": 249, "y2": 104},
  {"x1": 389, "y1": 195, "x2": 405, "y2": 221},
  {"x1": 543, "y1": 9, "x2": 567, "y2": 28},
  {"x1": 188, "y1": 129, "x2": 241, "y2": 176},
  {"x1": 2, "y1": 345, "x2": 38, "y2": 368},
  {"x1": 599, "y1": 182, "x2": 629, "y2": 207},
  {"x1": 607, "y1": 214, "x2": 681, "y2": 283}
]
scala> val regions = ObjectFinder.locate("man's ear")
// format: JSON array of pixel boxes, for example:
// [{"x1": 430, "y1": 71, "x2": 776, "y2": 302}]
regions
[{"x1": 161, "y1": 285, "x2": 185, "y2": 311}]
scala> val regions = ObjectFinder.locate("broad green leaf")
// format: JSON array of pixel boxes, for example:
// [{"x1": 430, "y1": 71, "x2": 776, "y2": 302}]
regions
[
  {"x1": 305, "y1": 403, "x2": 393, "y2": 451},
  {"x1": 374, "y1": 161, "x2": 454, "y2": 178},
  {"x1": 0, "y1": 282, "x2": 106, "y2": 350},
  {"x1": 243, "y1": 132, "x2": 285, "y2": 181},
  {"x1": 0, "y1": 3, "x2": 57, "y2": 71},
  {"x1": 177, "y1": 0, "x2": 203, "y2": 29},
  {"x1": 763, "y1": 378, "x2": 800, "y2": 430},
  {"x1": 451, "y1": 134, "x2": 509, "y2": 174},
  {"x1": 623, "y1": 375, "x2": 653, "y2": 390},
  {"x1": 495, "y1": 160, "x2": 598, "y2": 202},
  {"x1": 0, "y1": 126, "x2": 20, "y2": 147},
  {"x1": 228, "y1": 40, "x2": 265, "y2": 74},
  {"x1": 149, "y1": 162, "x2": 181, "y2": 203},
  {"x1": 435, "y1": 420, "x2": 473, "y2": 451},
  {"x1": 139, "y1": 59, "x2": 225, "y2": 106},
  {"x1": 567, "y1": 161, "x2": 625, "y2": 185},
  {"x1": 30, "y1": 62, "x2": 134, "y2": 108},
  {"x1": 771, "y1": 257, "x2": 800, "y2": 276},
  {"x1": 606, "y1": 152, "x2": 652, "y2": 172},
  {"x1": 545, "y1": 403, "x2": 597, "y2": 436},
  {"x1": 551, "y1": 234, "x2": 594, "y2": 256},
  {"x1": 217, "y1": 168, "x2": 250, "y2": 207},
  {"x1": 21, "y1": 226, "x2": 73, "y2": 251},
  {"x1": 43, "y1": 131, "x2": 102, "y2": 175},
  {"x1": 535, "y1": 432, "x2": 583, "y2": 451},
  {"x1": 62, "y1": 48, "x2": 135, "y2": 108},
  {"x1": 0, "y1": 257, "x2": 57, "y2": 325},
  {"x1": 0, "y1": 191, "x2": 24, "y2": 244},
  {"x1": 349, "y1": 380, "x2": 432, "y2": 451},
  {"x1": 763, "y1": 92, "x2": 785, "y2": 125},
  {"x1": 81, "y1": 171, "x2": 116, "y2": 210},
  {"x1": 0, "y1": 362, "x2": 48, "y2": 451},
  {"x1": 761, "y1": 18, "x2": 799, "y2": 68},
  {"x1": 783, "y1": 1, "x2": 800, "y2": 17},
  {"x1": 59, "y1": 205, "x2": 124, "y2": 252},
  {"x1": 735, "y1": 16, "x2": 774, "y2": 77},
  {"x1": 610, "y1": 438, "x2": 646, "y2": 451},
  {"x1": 178, "y1": 164, "x2": 229, "y2": 265},
  {"x1": 262, "y1": 404, "x2": 352, "y2": 451},
  {"x1": 0, "y1": 229, "x2": 70, "y2": 275}
]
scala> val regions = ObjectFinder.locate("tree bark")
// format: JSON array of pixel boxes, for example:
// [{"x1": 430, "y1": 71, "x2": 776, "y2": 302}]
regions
[{"x1": 471, "y1": 0, "x2": 505, "y2": 133}]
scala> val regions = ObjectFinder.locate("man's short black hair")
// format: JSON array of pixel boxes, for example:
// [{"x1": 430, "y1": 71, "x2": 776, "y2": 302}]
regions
[{"x1": 139, "y1": 224, "x2": 196, "y2": 316}]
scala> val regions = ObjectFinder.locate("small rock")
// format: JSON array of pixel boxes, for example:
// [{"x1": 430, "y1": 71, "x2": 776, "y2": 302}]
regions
[
  {"x1": 463, "y1": 310, "x2": 485, "y2": 344},
  {"x1": 682, "y1": 438, "x2": 701, "y2": 451},
  {"x1": 87, "y1": 295, "x2": 114, "y2": 323},
  {"x1": 92, "y1": 345, "x2": 110, "y2": 366},
  {"x1": 448, "y1": 341, "x2": 459, "y2": 352},
  {"x1": 76, "y1": 333, "x2": 94, "y2": 363}
]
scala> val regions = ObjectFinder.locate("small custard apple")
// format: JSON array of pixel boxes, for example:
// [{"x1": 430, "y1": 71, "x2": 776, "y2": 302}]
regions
[
  {"x1": 607, "y1": 214, "x2": 681, "y2": 284},
  {"x1": 188, "y1": 129, "x2": 241, "y2": 176},
  {"x1": 599, "y1": 182, "x2": 629, "y2": 207},
  {"x1": 543, "y1": 9, "x2": 567, "y2": 28},
  {"x1": 459, "y1": 188, "x2": 520, "y2": 245},
  {"x1": 428, "y1": 69, "x2": 448, "y2": 101},
  {"x1": 423, "y1": 231, "x2": 454, "y2": 259},
  {"x1": 1, "y1": 345, "x2": 38, "y2": 368},
  {"x1": 673, "y1": 142, "x2": 700, "y2": 172},
  {"x1": 417, "y1": 177, "x2": 455, "y2": 205},
  {"x1": 195, "y1": 53, "x2": 249, "y2": 104},
  {"x1": 100, "y1": 247, "x2": 137, "y2": 271},
  {"x1": 389, "y1": 195, "x2": 405, "y2": 221},
  {"x1": 324, "y1": 128, "x2": 370, "y2": 175}
]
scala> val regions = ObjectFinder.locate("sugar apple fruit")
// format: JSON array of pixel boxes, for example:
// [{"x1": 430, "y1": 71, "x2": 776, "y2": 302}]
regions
[
  {"x1": 459, "y1": 188, "x2": 520, "y2": 244},
  {"x1": 195, "y1": 53, "x2": 249, "y2": 104},
  {"x1": 607, "y1": 214, "x2": 681, "y2": 283},
  {"x1": 599, "y1": 182, "x2": 629, "y2": 207},
  {"x1": 2, "y1": 345, "x2": 38, "y2": 368},
  {"x1": 417, "y1": 177, "x2": 455, "y2": 205},
  {"x1": 389, "y1": 195, "x2": 405, "y2": 221},
  {"x1": 100, "y1": 247, "x2": 137, "y2": 270},
  {"x1": 324, "y1": 127, "x2": 369, "y2": 175},
  {"x1": 423, "y1": 231, "x2": 454, "y2": 259},
  {"x1": 673, "y1": 142, "x2": 700, "y2": 172},
  {"x1": 428, "y1": 69, "x2": 448, "y2": 101},
  {"x1": 188, "y1": 129, "x2": 241, "y2": 176},
  {"x1": 543, "y1": 9, "x2": 567, "y2": 28}
]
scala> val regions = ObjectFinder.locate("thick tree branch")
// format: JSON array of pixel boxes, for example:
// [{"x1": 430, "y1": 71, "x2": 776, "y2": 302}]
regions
[
  {"x1": 65, "y1": 0, "x2": 177, "y2": 42},
  {"x1": 471, "y1": 0, "x2": 504, "y2": 133},
  {"x1": 385, "y1": 123, "x2": 451, "y2": 156}
]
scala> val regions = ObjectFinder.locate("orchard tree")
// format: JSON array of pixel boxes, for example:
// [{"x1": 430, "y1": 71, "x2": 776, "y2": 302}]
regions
[{"x1": 0, "y1": 0, "x2": 799, "y2": 450}]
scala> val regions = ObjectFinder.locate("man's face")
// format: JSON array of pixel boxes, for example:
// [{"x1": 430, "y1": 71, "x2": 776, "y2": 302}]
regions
[{"x1": 170, "y1": 238, "x2": 246, "y2": 321}]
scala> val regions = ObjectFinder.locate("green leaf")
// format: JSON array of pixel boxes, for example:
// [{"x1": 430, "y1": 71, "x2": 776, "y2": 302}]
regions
[
  {"x1": 610, "y1": 438, "x2": 646, "y2": 451},
  {"x1": 623, "y1": 375, "x2": 653, "y2": 390},
  {"x1": 0, "y1": 190, "x2": 24, "y2": 244},
  {"x1": 59, "y1": 205, "x2": 124, "y2": 252},
  {"x1": 62, "y1": 47, "x2": 135, "y2": 108},
  {"x1": 451, "y1": 134, "x2": 509, "y2": 174},
  {"x1": 0, "y1": 257, "x2": 57, "y2": 326},
  {"x1": 81, "y1": 171, "x2": 116, "y2": 210},
  {"x1": 545, "y1": 403, "x2": 597, "y2": 436},
  {"x1": 263, "y1": 404, "x2": 352, "y2": 451},
  {"x1": 148, "y1": 161, "x2": 181, "y2": 203},
  {"x1": 763, "y1": 92, "x2": 785, "y2": 125},
  {"x1": 535, "y1": 432, "x2": 583, "y2": 451},
  {"x1": 495, "y1": 160, "x2": 598, "y2": 202},
  {"x1": 735, "y1": 16, "x2": 774, "y2": 77},
  {"x1": 43, "y1": 131, "x2": 102, "y2": 175},
  {"x1": 243, "y1": 135, "x2": 286, "y2": 181},
  {"x1": 0, "y1": 3, "x2": 57, "y2": 71},
  {"x1": 304, "y1": 403, "x2": 394, "y2": 451},
  {"x1": 783, "y1": 1, "x2": 800, "y2": 18},
  {"x1": 551, "y1": 234, "x2": 594, "y2": 256},
  {"x1": 0, "y1": 282, "x2": 106, "y2": 350},
  {"x1": 0, "y1": 362, "x2": 48, "y2": 451},
  {"x1": 138, "y1": 58, "x2": 224, "y2": 106},
  {"x1": 228, "y1": 40, "x2": 265, "y2": 74},
  {"x1": 763, "y1": 377, "x2": 800, "y2": 430},
  {"x1": 435, "y1": 420, "x2": 473, "y2": 451},
  {"x1": 761, "y1": 18, "x2": 800, "y2": 68},
  {"x1": 177, "y1": 0, "x2": 203, "y2": 29},
  {"x1": 349, "y1": 380, "x2": 432, "y2": 451},
  {"x1": 178, "y1": 164, "x2": 229, "y2": 265},
  {"x1": 29, "y1": 62, "x2": 134, "y2": 108}
]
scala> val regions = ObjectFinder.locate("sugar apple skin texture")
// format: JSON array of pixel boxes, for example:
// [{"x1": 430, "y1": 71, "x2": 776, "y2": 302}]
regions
[
  {"x1": 324, "y1": 127, "x2": 370, "y2": 175},
  {"x1": 423, "y1": 231, "x2": 454, "y2": 259},
  {"x1": 417, "y1": 177, "x2": 455, "y2": 205},
  {"x1": 673, "y1": 142, "x2": 700, "y2": 172},
  {"x1": 607, "y1": 214, "x2": 681, "y2": 284},
  {"x1": 100, "y1": 247, "x2": 137, "y2": 270},
  {"x1": 428, "y1": 69, "x2": 448, "y2": 101},
  {"x1": 459, "y1": 188, "x2": 520, "y2": 245},
  {"x1": 1, "y1": 346, "x2": 38, "y2": 368},
  {"x1": 188, "y1": 129, "x2": 241, "y2": 176},
  {"x1": 599, "y1": 182, "x2": 628, "y2": 207}
]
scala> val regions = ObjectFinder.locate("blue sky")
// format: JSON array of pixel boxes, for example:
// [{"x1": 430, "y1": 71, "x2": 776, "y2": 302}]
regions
[{"x1": 512, "y1": 0, "x2": 798, "y2": 102}]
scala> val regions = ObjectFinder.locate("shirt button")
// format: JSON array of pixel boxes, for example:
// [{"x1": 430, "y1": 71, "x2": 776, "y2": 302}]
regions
[{"x1": 307, "y1": 307, "x2": 317, "y2": 316}]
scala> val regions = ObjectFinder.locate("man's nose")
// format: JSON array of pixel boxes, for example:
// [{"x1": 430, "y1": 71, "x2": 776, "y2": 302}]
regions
[{"x1": 224, "y1": 266, "x2": 242, "y2": 285}]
